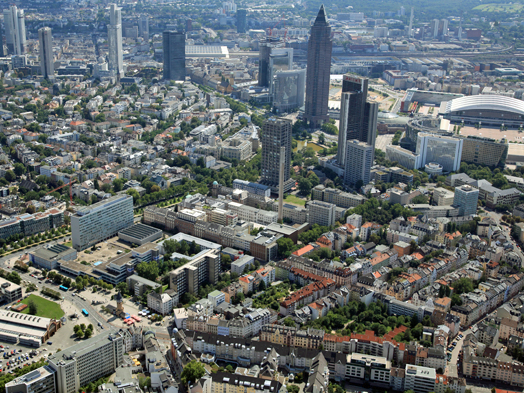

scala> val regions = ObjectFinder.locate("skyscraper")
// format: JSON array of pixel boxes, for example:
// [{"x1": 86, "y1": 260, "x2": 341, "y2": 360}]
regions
[
  {"x1": 38, "y1": 27, "x2": 54, "y2": 79},
  {"x1": 139, "y1": 16, "x2": 149, "y2": 40},
  {"x1": 237, "y1": 9, "x2": 247, "y2": 33},
  {"x1": 260, "y1": 118, "x2": 294, "y2": 193},
  {"x1": 163, "y1": 31, "x2": 186, "y2": 81},
  {"x1": 344, "y1": 140, "x2": 373, "y2": 186},
  {"x1": 108, "y1": 4, "x2": 124, "y2": 79},
  {"x1": 3, "y1": 6, "x2": 25, "y2": 55},
  {"x1": 337, "y1": 74, "x2": 378, "y2": 167},
  {"x1": 258, "y1": 37, "x2": 280, "y2": 87},
  {"x1": 304, "y1": 5, "x2": 332, "y2": 128}
]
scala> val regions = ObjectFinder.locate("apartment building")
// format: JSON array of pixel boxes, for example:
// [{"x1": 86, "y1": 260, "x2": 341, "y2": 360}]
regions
[
  {"x1": 71, "y1": 195, "x2": 134, "y2": 250},
  {"x1": 147, "y1": 289, "x2": 179, "y2": 315},
  {"x1": 433, "y1": 187, "x2": 455, "y2": 206},
  {"x1": 280, "y1": 278, "x2": 335, "y2": 315},
  {"x1": 197, "y1": 371, "x2": 283, "y2": 393},
  {"x1": 307, "y1": 200, "x2": 336, "y2": 227},
  {"x1": 169, "y1": 249, "x2": 221, "y2": 297},
  {"x1": 312, "y1": 185, "x2": 366, "y2": 208},
  {"x1": 346, "y1": 353, "x2": 391, "y2": 384},
  {"x1": 404, "y1": 365, "x2": 436, "y2": 393},
  {"x1": 0, "y1": 208, "x2": 64, "y2": 240},
  {"x1": 5, "y1": 366, "x2": 56, "y2": 393},
  {"x1": 0, "y1": 277, "x2": 22, "y2": 303},
  {"x1": 48, "y1": 332, "x2": 125, "y2": 393}
]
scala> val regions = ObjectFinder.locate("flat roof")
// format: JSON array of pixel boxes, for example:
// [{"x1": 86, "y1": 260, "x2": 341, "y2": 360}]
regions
[
  {"x1": 48, "y1": 331, "x2": 123, "y2": 365},
  {"x1": 118, "y1": 223, "x2": 162, "y2": 240}
]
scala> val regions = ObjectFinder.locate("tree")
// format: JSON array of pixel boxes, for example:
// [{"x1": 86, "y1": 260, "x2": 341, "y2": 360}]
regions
[
  {"x1": 180, "y1": 359, "x2": 206, "y2": 386},
  {"x1": 76, "y1": 329, "x2": 84, "y2": 338},
  {"x1": 259, "y1": 280, "x2": 266, "y2": 291},
  {"x1": 277, "y1": 237, "x2": 296, "y2": 258},
  {"x1": 14, "y1": 163, "x2": 26, "y2": 177},
  {"x1": 28, "y1": 299, "x2": 38, "y2": 315},
  {"x1": 454, "y1": 277, "x2": 474, "y2": 294},
  {"x1": 298, "y1": 178, "x2": 312, "y2": 195},
  {"x1": 4, "y1": 170, "x2": 15, "y2": 182},
  {"x1": 288, "y1": 386, "x2": 300, "y2": 393},
  {"x1": 283, "y1": 317, "x2": 295, "y2": 327}
]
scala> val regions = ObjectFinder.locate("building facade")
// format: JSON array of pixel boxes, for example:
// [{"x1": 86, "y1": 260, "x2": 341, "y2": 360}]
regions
[
  {"x1": 71, "y1": 195, "x2": 134, "y2": 251},
  {"x1": 454, "y1": 185, "x2": 479, "y2": 216},
  {"x1": 344, "y1": 140, "x2": 373, "y2": 186},
  {"x1": 108, "y1": 4, "x2": 124, "y2": 79}
]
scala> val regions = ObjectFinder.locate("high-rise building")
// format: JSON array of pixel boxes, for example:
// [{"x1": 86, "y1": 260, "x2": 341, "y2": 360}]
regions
[
  {"x1": 48, "y1": 332, "x2": 124, "y2": 393},
  {"x1": 71, "y1": 194, "x2": 134, "y2": 251},
  {"x1": 337, "y1": 74, "x2": 378, "y2": 166},
  {"x1": 307, "y1": 200, "x2": 336, "y2": 227},
  {"x1": 258, "y1": 37, "x2": 280, "y2": 87},
  {"x1": 416, "y1": 133, "x2": 463, "y2": 172},
  {"x1": 163, "y1": 31, "x2": 186, "y2": 81},
  {"x1": 108, "y1": 4, "x2": 124, "y2": 79},
  {"x1": 38, "y1": 27, "x2": 54, "y2": 79},
  {"x1": 453, "y1": 185, "x2": 479, "y2": 216},
  {"x1": 3, "y1": 6, "x2": 26, "y2": 55},
  {"x1": 344, "y1": 140, "x2": 373, "y2": 186},
  {"x1": 237, "y1": 9, "x2": 247, "y2": 33},
  {"x1": 260, "y1": 117, "x2": 294, "y2": 192},
  {"x1": 272, "y1": 68, "x2": 306, "y2": 113},
  {"x1": 139, "y1": 16, "x2": 149, "y2": 40},
  {"x1": 304, "y1": 5, "x2": 332, "y2": 128}
]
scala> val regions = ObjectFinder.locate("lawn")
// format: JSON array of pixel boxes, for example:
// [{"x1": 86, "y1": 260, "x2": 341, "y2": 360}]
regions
[
  {"x1": 473, "y1": 3, "x2": 524, "y2": 12},
  {"x1": 63, "y1": 241, "x2": 72, "y2": 247},
  {"x1": 20, "y1": 294, "x2": 65, "y2": 320},
  {"x1": 284, "y1": 194, "x2": 306, "y2": 206}
]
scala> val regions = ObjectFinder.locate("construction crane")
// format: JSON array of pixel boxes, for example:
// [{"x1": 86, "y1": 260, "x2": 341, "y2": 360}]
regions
[
  {"x1": 267, "y1": 13, "x2": 286, "y2": 37},
  {"x1": 46, "y1": 179, "x2": 77, "y2": 203}
]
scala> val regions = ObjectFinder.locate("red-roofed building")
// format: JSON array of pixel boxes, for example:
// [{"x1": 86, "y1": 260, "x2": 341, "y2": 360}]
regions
[{"x1": 292, "y1": 245, "x2": 314, "y2": 257}]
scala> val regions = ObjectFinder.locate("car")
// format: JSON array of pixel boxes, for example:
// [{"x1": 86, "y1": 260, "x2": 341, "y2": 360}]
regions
[{"x1": 47, "y1": 341, "x2": 52, "y2": 345}]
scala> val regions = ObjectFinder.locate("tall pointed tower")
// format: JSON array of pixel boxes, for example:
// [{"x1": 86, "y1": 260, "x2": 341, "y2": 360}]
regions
[
  {"x1": 304, "y1": 5, "x2": 333, "y2": 128},
  {"x1": 115, "y1": 291, "x2": 124, "y2": 316}
]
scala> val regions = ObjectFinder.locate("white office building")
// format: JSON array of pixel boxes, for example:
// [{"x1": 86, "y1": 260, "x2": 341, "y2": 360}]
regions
[
  {"x1": 344, "y1": 140, "x2": 373, "y2": 186},
  {"x1": 5, "y1": 366, "x2": 56, "y2": 393},
  {"x1": 71, "y1": 195, "x2": 134, "y2": 251},
  {"x1": 454, "y1": 185, "x2": 479, "y2": 216},
  {"x1": 416, "y1": 133, "x2": 463, "y2": 173},
  {"x1": 108, "y1": 4, "x2": 124, "y2": 78},
  {"x1": 38, "y1": 27, "x2": 54, "y2": 78},
  {"x1": 307, "y1": 200, "x2": 336, "y2": 227},
  {"x1": 386, "y1": 145, "x2": 422, "y2": 169}
]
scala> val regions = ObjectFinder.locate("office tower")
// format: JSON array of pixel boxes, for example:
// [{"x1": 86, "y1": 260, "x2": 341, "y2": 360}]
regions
[
  {"x1": 260, "y1": 117, "x2": 294, "y2": 192},
  {"x1": 454, "y1": 185, "x2": 479, "y2": 216},
  {"x1": 163, "y1": 31, "x2": 186, "y2": 81},
  {"x1": 268, "y1": 47, "x2": 293, "y2": 97},
  {"x1": 337, "y1": 74, "x2": 378, "y2": 167},
  {"x1": 404, "y1": 365, "x2": 436, "y2": 393},
  {"x1": 39, "y1": 27, "x2": 54, "y2": 79},
  {"x1": 71, "y1": 194, "x2": 134, "y2": 251},
  {"x1": 48, "y1": 332, "x2": 124, "y2": 393},
  {"x1": 344, "y1": 140, "x2": 373, "y2": 186},
  {"x1": 439, "y1": 19, "x2": 449, "y2": 37},
  {"x1": 461, "y1": 136, "x2": 508, "y2": 167},
  {"x1": 237, "y1": 9, "x2": 247, "y2": 33},
  {"x1": 272, "y1": 69, "x2": 306, "y2": 113},
  {"x1": 416, "y1": 133, "x2": 463, "y2": 172},
  {"x1": 304, "y1": 5, "x2": 332, "y2": 128},
  {"x1": 108, "y1": 3, "x2": 124, "y2": 79},
  {"x1": 0, "y1": 29, "x2": 4, "y2": 57},
  {"x1": 258, "y1": 37, "x2": 280, "y2": 87},
  {"x1": 408, "y1": 8, "x2": 414, "y2": 38},
  {"x1": 186, "y1": 19, "x2": 193, "y2": 32},
  {"x1": 5, "y1": 366, "x2": 56, "y2": 393},
  {"x1": 3, "y1": 6, "x2": 25, "y2": 55},
  {"x1": 430, "y1": 19, "x2": 440, "y2": 38},
  {"x1": 139, "y1": 16, "x2": 149, "y2": 40}
]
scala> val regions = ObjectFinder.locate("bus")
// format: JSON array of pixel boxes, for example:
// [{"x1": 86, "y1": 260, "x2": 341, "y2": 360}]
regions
[
  {"x1": 82, "y1": 309, "x2": 89, "y2": 316},
  {"x1": 59, "y1": 286, "x2": 68, "y2": 291}
]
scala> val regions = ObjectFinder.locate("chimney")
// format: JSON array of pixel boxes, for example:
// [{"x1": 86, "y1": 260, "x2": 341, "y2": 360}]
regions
[{"x1": 278, "y1": 146, "x2": 285, "y2": 222}]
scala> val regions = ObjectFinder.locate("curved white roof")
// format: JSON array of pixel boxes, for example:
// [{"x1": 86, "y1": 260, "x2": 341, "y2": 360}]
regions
[{"x1": 444, "y1": 95, "x2": 524, "y2": 116}]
